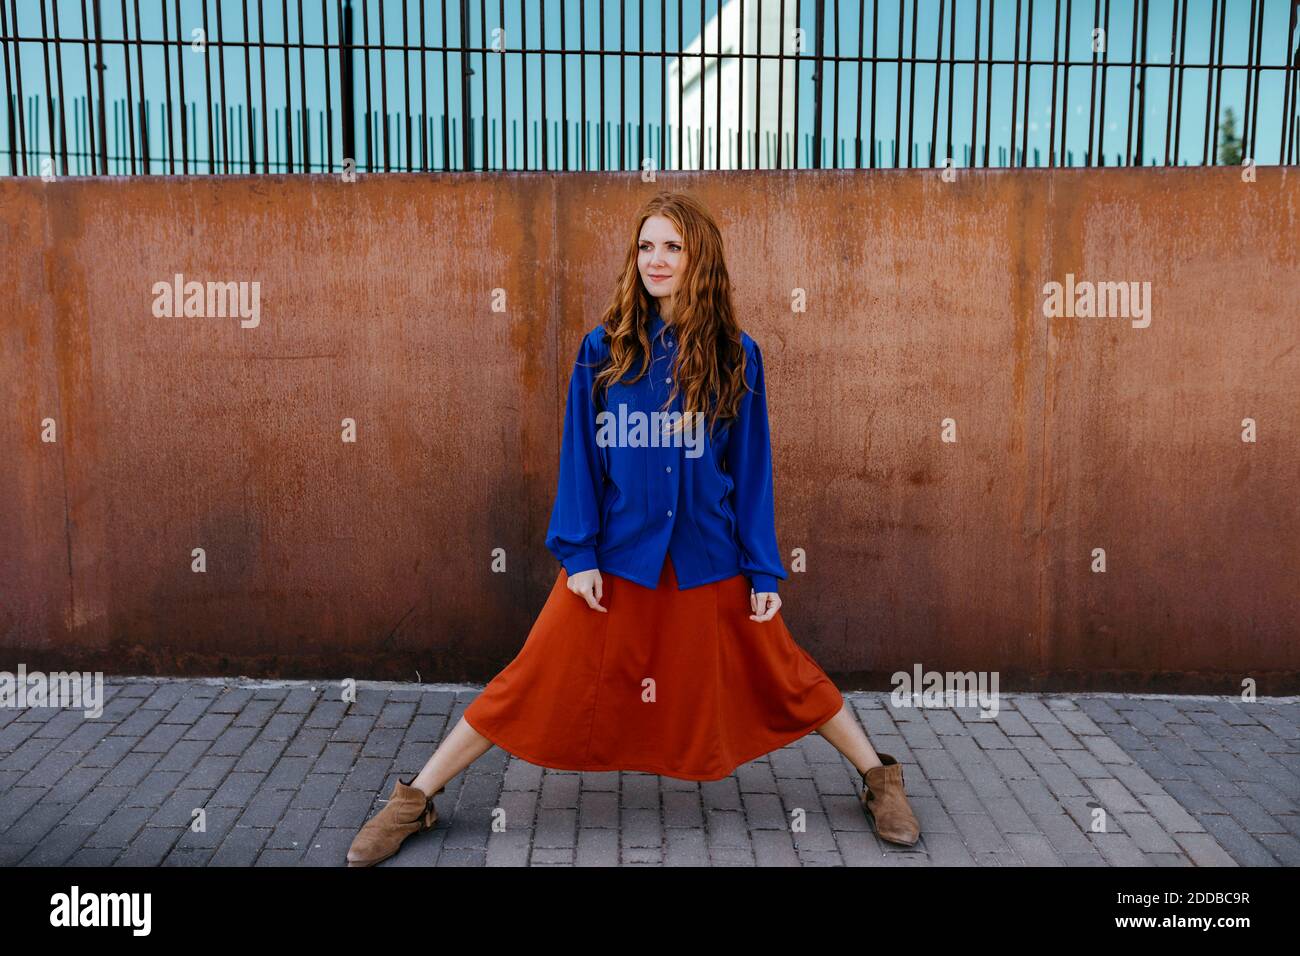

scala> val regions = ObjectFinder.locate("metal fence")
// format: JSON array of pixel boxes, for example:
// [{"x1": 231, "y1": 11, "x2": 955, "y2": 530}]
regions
[{"x1": 3, "y1": 0, "x2": 1298, "y2": 177}]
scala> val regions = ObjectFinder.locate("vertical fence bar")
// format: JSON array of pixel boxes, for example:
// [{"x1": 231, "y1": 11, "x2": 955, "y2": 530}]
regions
[
  {"x1": 132, "y1": 0, "x2": 149, "y2": 171},
  {"x1": 982, "y1": 0, "x2": 993, "y2": 166},
  {"x1": 322, "y1": 0, "x2": 333, "y2": 171},
  {"x1": 1162, "y1": 0, "x2": 1177, "y2": 165},
  {"x1": 1172, "y1": 0, "x2": 1188, "y2": 165},
  {"x1": 928, "y1": 0, "x2": 942, "y2": 165},
  {"x1": 544, "y1": 0, "x2": 552, "y2": 170},
  {"x1": 905, "y1": 0, "x2": 916, "y2": 167},
  {"x1": 1241, "y1": 0, "x2": 1258, "y2": 161},
  {"x1": 753, "y1": 0, "x2": 761, "y2": 169},
  {"x1": 811, "y1": 0, "x2": 823, "y2": 168},
  {"x1": 1247, "y1": 0, "x2": 1265, "y2": 161},
  {"x1": 1283, "y1": 0, "x2": 1299, "y2": 164},
  {"x1": 460, "y1": 0, "x2": 471, "y2": 169},
  {"x1": 1086, "y1": 0, "x2": 1100, "y2": 165},
  {"x1": 418, "y1": 0, "x2": 427, "y2": 170},
  {"x1": 401, "y1": 0, "x2": 410, "y2": 170},
  {"x1": 1, "y1": 0, "x2": 21, "y2": 175},
  {"x1": 1124, "y1": 0, "x2": 1137, "y2": 164},
  {"x1": 970, "y1": 0, "x2": 981, "y2": 168},
  {"x1": 890, "y1": 0, "x2": 900, "y2": 166},
  {"x1": 48, "y1": 0, "x2": 71, "y2": 174},
  {"x1": 1022, "y1": 0, "x2": 1034, "y2": 165},
  {"x1": 176, "y1": 0, "x2": 191, "y2": 172},
  {"x1": 691, "y1": 0, "x2": 702, "y2": 167},
  {"x1": 341, "y1": 0, "x2": 354, "y2": 167},
  {"x1": 78, "y1": 0, "x2": 98, "y2": 173},
  {"x1": 794, "y1": 0, "x2": 803, "y2": 167},
  {"x1": 715, "y1": 0, "x2": 723, "y2": 169},
  {"x1": 377, "y1": 0, "x2": 388, "y2": 170},
  {"x1": 240, "y1": 0, "x2": 254, "y2": 171},
  {"x1": 361, "y1": 0, "x2": 373, "y2": 170},
  {"x1": 256, "y1": 0, "x2": 269, "y2": 171},
  {"x1": 1009, "y1": 0, "x2": 1021, "y2": 167},
  {"x1": 1206, "y1": 0, "x2": 1216, "y2": 164},
  {"x1": 852, "y1": 0, "x2": 863, "y2": 167},
  {"x1": 210, "y1": 0, "x2": 223, "y2": 172},
  {"x1": 1098, "y1": 0, "x2": 1112, "y2": 166},
  {"x1": 1134, "y1": 0, "x2": 1148, "y2": 164},
  {"x1": 776, "y1": 0, "x2": 786, "y2": 169},
  {"x1": 735, "y1": 0, "x2": 743, "y2": 169},
  {"x1": 117, "y1": 0, "x2": 136, "y2": 172},
  {"x1": 479, "y1": 0, "x2": 487, "y2": 172},
  {"x1": 281, "y1": 0, "x2": 292, "y2": 171},
  {"x1": 161, "y1": 0, "x2": 176, "y2": 173},
  {"x1": 869, "y1": 0, "x2": 879, "y2": 168},
  {"x1": 34, "y1": 0, "x2": 52, "y2": 174},
  {"x1": 1199, "y1": 0, "x2": 1217, "y2": 165},
  {"x1": 520, "y1": 0, "x2": 528, "y2": 169},
  {"x1": 1059, "y1": 0, "x2": 1072, "y2": 166},
  {"x1": 297, "y1": 0, "x2": 308, "y2": 170},
  {"x1": 1047, "y1": 0, "x2": 1061, "y2": 165},
  {"x1": 943, "y1": 0, "x2": 953, "y2": 164}
]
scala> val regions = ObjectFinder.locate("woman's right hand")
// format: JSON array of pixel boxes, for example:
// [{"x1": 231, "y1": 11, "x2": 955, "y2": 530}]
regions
[{"x1": 567, "y1": 569, "x2": 607, "y2": 612}]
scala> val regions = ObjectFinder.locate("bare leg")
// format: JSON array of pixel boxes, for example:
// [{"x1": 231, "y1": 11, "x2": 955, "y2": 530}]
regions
[
  {"x1": 407, "y1": 706, "x2": 878, "y2": 798},
  {"x1": 407, "y1": 716, "x2": 495, "y2": 798},
  {"x1": 814, "y1": 699, "x2": 885, "y2": 776}
]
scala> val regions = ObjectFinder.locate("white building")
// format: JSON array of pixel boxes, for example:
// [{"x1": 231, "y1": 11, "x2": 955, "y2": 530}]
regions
[{"x1": 668, "y1": 0, "x2": 799, "y2": 169}]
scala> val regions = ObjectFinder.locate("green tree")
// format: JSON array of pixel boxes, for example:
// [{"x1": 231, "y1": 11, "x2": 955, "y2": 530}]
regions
[{"x1": 1219, "y1": 107, "x2": 1243, "y2": 165}]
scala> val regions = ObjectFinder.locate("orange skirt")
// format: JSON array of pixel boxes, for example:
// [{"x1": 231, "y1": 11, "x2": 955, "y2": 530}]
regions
[{"x1": 462, "y1": 554, "x2": 845, "y2": 781}]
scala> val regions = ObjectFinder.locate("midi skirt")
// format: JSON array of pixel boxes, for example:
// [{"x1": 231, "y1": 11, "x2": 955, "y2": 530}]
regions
[{"x1": 462, "y1": 553, "x2": 845, "y2": 782}]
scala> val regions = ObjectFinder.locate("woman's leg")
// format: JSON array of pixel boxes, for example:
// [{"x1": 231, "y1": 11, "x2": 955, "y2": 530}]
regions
[
  {"x1": 406, "y1": 716, "x2": 496, "y2": 797},
  {"x1": 814, "y1": 699, "x2": 885, "y2": 775}
]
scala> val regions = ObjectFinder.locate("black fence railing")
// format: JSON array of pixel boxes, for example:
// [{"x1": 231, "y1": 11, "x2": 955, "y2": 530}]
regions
[{"x1": 2, "y1": 0, "x2": 1298, "y2": 177}]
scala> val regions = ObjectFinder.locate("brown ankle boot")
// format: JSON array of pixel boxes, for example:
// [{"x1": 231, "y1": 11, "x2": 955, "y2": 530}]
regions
[
  {"x1": 346, "y1": 776, "x2": 446, "y2": 867},
  {"x1": 860, "y1": 754, "x2": 921, "y2": 847}
]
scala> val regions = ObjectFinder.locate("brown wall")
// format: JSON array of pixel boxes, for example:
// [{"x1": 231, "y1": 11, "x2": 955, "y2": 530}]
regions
[{"x1": 2, "y1": 169, "x2": 1297, "y2": 692}]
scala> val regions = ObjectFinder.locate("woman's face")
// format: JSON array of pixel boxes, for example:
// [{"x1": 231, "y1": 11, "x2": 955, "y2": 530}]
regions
[{"x1": 638, "y1": 215, "x2": 684, "y2": 304}]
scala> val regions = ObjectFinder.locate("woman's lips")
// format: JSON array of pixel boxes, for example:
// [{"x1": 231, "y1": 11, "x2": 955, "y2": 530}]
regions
[{"x1": 649, "y1": 274, "x2": 671, "y2": 280}]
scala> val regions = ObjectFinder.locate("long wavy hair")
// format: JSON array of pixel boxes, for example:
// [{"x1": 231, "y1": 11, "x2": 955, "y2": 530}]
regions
[{"x1": 588, "y1": 191, "x2": 750, "y2": 439}]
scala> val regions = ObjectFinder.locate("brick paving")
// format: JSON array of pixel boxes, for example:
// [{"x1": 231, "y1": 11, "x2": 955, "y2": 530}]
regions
[{"x1": 0, "y1": 678, "x2": 1296, "y2": 866}]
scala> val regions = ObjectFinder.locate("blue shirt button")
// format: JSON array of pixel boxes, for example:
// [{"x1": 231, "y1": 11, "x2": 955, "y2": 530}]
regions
[{"x1": 667, "y1": 510, "x2": 673, "y2": 517}]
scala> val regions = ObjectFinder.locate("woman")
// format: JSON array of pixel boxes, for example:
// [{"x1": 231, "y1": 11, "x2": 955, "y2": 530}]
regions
[{"x1": 346, "y1": 191, "x2": 920, "y2": 866}]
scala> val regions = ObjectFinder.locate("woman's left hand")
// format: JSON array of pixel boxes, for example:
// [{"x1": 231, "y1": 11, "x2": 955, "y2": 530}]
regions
[{"x1": 749, "y1": 590, "x2": 781, "y2": 622}]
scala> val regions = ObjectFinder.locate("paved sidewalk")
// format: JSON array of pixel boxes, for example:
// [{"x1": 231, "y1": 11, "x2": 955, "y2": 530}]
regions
[{"x1": 0, "y1": 678, "x2": 1297, "y2": 866}]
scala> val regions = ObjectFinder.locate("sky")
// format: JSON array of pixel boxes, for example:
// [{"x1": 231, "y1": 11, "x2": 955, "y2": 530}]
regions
[{"x1": 2, "y1": 0, "x2": 1296, "y2": 174}]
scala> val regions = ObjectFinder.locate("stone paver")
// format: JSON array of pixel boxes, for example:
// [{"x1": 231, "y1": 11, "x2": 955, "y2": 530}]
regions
[{"x1": 0, "y1": 679, "x2": 1296, "y2": 866}]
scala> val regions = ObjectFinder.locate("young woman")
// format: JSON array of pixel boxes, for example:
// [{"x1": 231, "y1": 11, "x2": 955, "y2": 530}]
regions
[{"x1": 346, "y1": 191, "x2": 921, "y2": 866}]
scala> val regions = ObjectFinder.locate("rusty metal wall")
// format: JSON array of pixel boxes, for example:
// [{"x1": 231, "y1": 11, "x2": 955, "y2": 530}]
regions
[{"x1": 2, "y1": 169, "x2": 1297, "y2": 692}]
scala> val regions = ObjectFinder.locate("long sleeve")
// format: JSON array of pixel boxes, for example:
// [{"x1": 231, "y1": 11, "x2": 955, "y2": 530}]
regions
[
  {"x1": 726, "y1": 341, "x2": 787, "y2": 594},
  {"x1": 544, "y1": 332, "x2": 606, "y2": 576}
]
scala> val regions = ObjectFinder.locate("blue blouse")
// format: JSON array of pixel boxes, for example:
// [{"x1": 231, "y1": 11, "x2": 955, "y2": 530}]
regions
[{"x1": 544, "y1": 304, "x2": 787, "y2": 593}]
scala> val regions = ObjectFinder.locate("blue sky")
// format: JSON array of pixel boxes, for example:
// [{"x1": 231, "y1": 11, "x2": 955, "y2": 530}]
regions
[{"x1": 2, "y1": 0, "x2": 1295, "y2": 173}]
